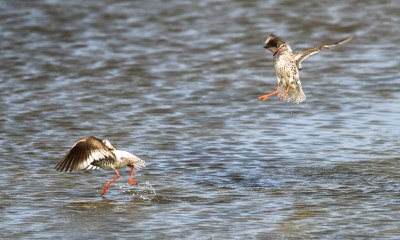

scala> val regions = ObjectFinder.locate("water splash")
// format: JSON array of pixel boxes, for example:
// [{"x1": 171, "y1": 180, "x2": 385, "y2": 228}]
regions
[{"x1": 139, "y1": 181, "x2": 157, "y2": 196}]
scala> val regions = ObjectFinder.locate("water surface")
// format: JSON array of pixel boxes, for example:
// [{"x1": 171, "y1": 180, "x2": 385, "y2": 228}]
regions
[{"x1": 1, "y1": 0, "x2": 400, "y2": 238}]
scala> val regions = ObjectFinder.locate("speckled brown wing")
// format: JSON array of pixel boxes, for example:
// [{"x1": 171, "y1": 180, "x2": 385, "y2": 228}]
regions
[
  {"x1": 55, "y1": 136, "x2": 116, "y2": 172},
  {"x1": 294, "y1": 34, "x2": 355, "y2": 70}
]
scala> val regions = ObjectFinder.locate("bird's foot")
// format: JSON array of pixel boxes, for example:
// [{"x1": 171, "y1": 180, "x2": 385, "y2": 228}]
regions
[
  {"x1": 129, "y1": 180, "x2": 138, "y2": 185},
  {"x1": 258, "y1": 95, "x2": 270, "y2": 101}
]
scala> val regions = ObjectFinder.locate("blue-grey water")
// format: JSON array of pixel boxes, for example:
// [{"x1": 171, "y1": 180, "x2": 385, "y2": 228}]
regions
[{"x1": 1, "y1": 0, "x2": 400, "y2": 238}]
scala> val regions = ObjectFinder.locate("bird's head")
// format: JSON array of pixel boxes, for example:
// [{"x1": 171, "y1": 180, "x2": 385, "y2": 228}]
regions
[{"x1": 264, "y1": 34, "x2": 292, "y2": 55}]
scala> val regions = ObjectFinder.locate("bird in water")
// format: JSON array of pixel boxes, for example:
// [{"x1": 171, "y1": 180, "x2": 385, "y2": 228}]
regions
[
  {"x1": 258, "y1": 33, "x2": 355, "y2": 104},
  {"x1": 55, "y1": 136, "x2": 146, "y2": 195}
]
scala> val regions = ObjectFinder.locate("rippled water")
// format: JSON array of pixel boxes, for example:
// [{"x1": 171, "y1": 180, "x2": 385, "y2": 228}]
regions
[{"x1": 1, "y1": 0, "x2": 400, "y2": 238}]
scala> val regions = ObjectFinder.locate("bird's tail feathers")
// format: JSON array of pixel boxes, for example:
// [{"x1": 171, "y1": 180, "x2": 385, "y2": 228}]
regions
[
  {"x1": 278, "y1": 83, "x2": 306, "y2": 104},
  {"x1": 132, "y1": 157, "x2": 146, "y2": 169}
]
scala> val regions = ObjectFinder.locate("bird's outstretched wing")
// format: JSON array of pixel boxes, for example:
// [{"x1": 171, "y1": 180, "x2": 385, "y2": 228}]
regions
[
  {"x1": 55, "y1": 136, "x2": 115, "y2": 172},
  {"x1": 293, "y1": 34, "x2": 355, "y2": 70}
]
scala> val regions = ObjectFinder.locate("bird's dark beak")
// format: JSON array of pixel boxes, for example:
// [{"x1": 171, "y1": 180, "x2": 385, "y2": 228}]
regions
[{"x1": 263, "y1": 45, "x2": 268, "y2": 49}]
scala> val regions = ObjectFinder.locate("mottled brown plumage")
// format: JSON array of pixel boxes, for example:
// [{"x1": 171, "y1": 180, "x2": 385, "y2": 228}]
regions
[{"x1": 258, "y1": 34, "x2": 355, "y2": 104}]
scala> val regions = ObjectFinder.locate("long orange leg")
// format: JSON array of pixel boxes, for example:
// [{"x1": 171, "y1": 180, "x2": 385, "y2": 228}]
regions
[
  {"x1": 101, "y1": 168, "x2": 120, "y2": 195},
  {"x1": 258, "y1": 83, "x2": 280, "y2": 101},
  {"x1": 279, "y1": 83, "x2": 291, "y2": 100},
  {"x1": 128, "y1": 165, "x2": 137, "y2": 185}
]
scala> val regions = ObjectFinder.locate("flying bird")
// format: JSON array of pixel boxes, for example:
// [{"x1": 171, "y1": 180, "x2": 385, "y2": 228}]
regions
[
  {"x1": 55, "y1": 136, "x2": 146, "y2": 195},
  {"x1": 258, "y1": 33, "x2": 355, "y2": 104}
]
